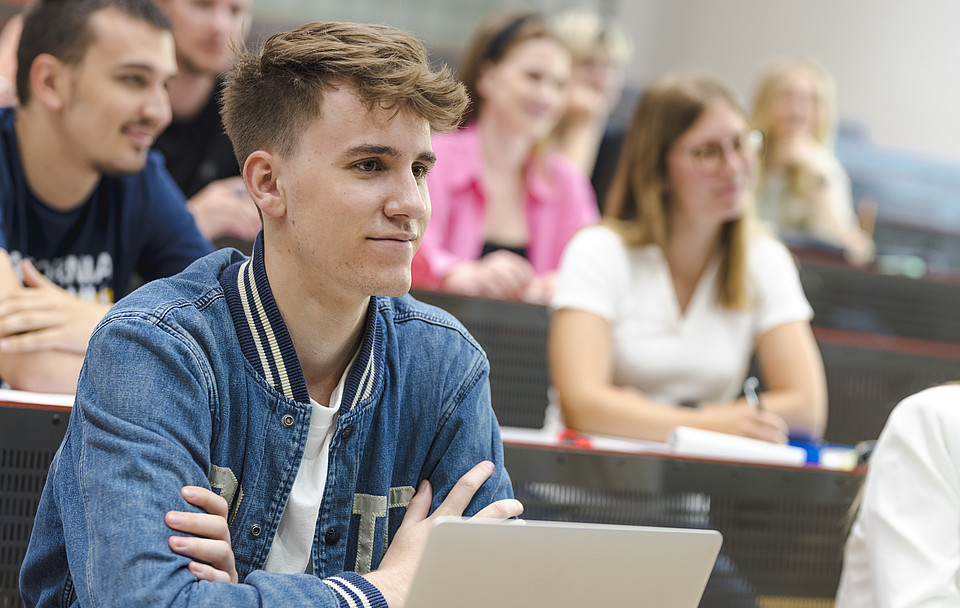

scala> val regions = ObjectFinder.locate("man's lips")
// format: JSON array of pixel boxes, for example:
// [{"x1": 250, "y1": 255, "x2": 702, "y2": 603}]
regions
[
  {"x1": 123, "y1": 125, "x2": 156, "y2": 148},
  {"x1": 368, "y1": 233, "x2": 418, "y2": 245}
]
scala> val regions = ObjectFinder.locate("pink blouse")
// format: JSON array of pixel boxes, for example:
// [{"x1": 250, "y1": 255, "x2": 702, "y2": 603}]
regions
[{"x1": 412, "y1": 124, "x2": 599, "y2": 289}]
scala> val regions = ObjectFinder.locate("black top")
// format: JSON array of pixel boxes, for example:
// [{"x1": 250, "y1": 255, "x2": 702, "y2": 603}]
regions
[
  {"x1": 481, "y1": 241, "x2": 528, "y2": 260},
  {"x1": 153, "y1": 77, "x2": 240, "y2": 198}
]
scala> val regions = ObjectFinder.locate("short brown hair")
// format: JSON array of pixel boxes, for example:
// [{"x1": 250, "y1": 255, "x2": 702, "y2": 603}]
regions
[
  {"x1": 457, "y1": 11, "x2": 561, "y2": 126},
  {"x1": 221, "y1": 21, "x2": 468, "y2": 167},
  {"x1": 605, "y1": 75, "x2": 752, "y2": 309},
  {"x1": 17, "y1": 0, "x2": 172, "y2": 106}
]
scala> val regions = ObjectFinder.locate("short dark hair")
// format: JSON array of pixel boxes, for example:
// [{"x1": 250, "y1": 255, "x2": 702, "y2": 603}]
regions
[
  {"x1": 16, "y1": 0, "x2": 172, "y2": 105},
  {"x1": 221, "y1": 21, "x2": 469, "y2": 168}
]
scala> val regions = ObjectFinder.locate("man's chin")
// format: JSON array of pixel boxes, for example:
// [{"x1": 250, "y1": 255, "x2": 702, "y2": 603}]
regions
[{"x1": 94, "y1": 153, "x2": 149, "y2": 177}]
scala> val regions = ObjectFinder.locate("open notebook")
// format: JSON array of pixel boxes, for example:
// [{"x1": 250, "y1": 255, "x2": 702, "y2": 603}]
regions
[{"x1": 406, "y1": 518, "x2": 722, "y2": 608}]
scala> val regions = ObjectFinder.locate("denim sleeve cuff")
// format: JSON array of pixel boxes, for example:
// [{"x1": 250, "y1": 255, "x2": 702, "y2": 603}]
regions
[{"x1": 322, "y1": 571, "x2": 389, "y2": 608}]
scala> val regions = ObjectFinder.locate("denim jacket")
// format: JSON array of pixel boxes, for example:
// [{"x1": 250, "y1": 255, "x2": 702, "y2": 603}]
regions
[{"x1": 20, "y1": 237, "x2": 512, "y2": 607}]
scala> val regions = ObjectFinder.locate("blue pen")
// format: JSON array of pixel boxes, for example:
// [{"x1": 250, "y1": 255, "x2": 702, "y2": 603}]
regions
[{"x1": 743, "y1": 376, "x2": 763, "y2": 411}]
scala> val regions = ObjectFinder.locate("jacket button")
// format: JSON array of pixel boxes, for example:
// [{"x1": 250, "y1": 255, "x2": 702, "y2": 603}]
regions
[
  {"x1": 324, "y1": 527, "x2": 341, "y2": 545},
  {"x1": 341, "y1": 424, "x2": 355, "y2": 440},
  {"x1": 249, "y1": 524, "x2": 262, "y2": 538},
  {"x1": 281, "y1": 414, "x2": 295, "y2": 428}
]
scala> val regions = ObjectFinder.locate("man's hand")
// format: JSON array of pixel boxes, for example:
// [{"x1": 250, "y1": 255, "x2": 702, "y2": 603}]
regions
[
  {"x1": 165, "y1": 486, "x2": 238, "y2": 584},
  {"x1": 0, "y1": 258, "x2": 110, "y2": 354},
  {"x1": 364, "y1": 461, "x2": 523, "y2": 608},
  {"x1": 187, "y1": 177, "x2": 261, "y2": 242}
]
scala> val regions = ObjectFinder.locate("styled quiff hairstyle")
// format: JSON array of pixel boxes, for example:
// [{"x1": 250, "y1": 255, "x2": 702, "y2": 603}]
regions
[
  {"x1": 457, "y1": 10, "x2": 562, "y2": 126},
  {"x1": 221, "y1": 21, "x2": 468, "y2": 167},
  {"x1": 605, "y1": 75, "x2": 752, "y2": 310},
  {"x1": 16, "y1": 0, "x2": 172, "y2": 106}
]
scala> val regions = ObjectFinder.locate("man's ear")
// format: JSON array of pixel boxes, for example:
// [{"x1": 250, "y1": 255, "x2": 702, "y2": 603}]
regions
[
  {"x1": 29, "y1": 54, "x2": 69, "y2": 111},
  {"x1": 243, "y1": 151, "x2": 285, "y2": 219}
]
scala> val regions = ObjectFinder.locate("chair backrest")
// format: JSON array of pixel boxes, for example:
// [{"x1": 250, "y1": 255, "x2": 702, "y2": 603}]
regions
[
  {"x1": 412, "y1": 291, "x2": 551, "y2": 429},
  {"x1": 0, "y1": 403, "x2": 70, "y2": 608}
]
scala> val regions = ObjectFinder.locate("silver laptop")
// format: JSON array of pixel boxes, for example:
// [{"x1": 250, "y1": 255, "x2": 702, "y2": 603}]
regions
[{"x1": 406, "y1": 518, "x2": 722, "y2": 608}]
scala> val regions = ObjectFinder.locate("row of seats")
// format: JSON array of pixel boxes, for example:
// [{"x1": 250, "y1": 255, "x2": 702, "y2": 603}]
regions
[{"x1": 414, "y1": 277, "x2": 960, "y2": 446}]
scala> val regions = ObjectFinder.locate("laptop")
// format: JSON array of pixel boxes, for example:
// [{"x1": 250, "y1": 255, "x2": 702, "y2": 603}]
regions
[{"x1": 406, "y1": 518, "x2": 722, "y2": 608}]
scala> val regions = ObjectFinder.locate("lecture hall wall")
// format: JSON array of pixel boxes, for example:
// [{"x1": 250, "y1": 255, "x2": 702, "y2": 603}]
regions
[{"x1": 254, "y1": 0, "x2": 960, "y2": 164}]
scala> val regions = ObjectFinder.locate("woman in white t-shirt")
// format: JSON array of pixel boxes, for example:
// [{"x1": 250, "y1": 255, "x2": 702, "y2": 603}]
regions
[{"x1": 549, "y1": 75, "x2": 827, "y2": 443}]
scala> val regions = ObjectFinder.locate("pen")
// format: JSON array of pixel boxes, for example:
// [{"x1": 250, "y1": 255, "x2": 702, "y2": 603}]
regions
[{"x1": 743, "y1": 376, "x2": 763, "y2": 411}]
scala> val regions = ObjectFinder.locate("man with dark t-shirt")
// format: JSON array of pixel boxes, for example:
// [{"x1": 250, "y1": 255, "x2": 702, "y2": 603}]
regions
[
  {"x1": 153, "y1": 0, "x2": 260, "y2": 244},
  {"x1": 0, "y1": 0, "x2": 213, "y2": 394}
]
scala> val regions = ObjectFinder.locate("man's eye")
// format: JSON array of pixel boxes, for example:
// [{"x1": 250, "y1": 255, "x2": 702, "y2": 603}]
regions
[
  {"x1": 412, "y1": 164, "x2": 430, "y2": 180},
  {"x1": 121, "y1": 75, "x2": 147, "y2": 87},
  {"x1": 355, "y1": 160, "x2": 380, "y2": 173}
]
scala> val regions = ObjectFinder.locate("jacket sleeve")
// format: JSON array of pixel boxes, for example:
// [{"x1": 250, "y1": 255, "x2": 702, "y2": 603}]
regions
[
  {"x1": 33, "y1": 312, "x2": 385, "y2": 608},
  {"x1": 419, "y1": 343, "x2": 514, "y2": 515}
]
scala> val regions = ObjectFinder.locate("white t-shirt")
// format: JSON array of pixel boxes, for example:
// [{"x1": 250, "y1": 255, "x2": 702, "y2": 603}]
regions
[
  {"x1": 263, "y1": 365, "x2": 350, "y2": 574},
  {"x1": 552, "y1": 225, "x2": 813, "y2": 404},
  {"x1": 835, "y1": 385, "x2": 960, "y2": 608},
  {"x1": 755, "y1": 148, "x2": 858, "y2": 246}
]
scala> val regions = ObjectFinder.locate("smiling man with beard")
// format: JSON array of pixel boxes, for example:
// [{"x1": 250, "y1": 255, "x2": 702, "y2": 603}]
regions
[{"x1": 0, "y1": 0, "x2": 213, "y2": 394}]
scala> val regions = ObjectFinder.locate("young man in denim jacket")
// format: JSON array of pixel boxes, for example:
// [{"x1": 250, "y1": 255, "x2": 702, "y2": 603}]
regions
[{"x1": 20, "y1": 20, "x2": 521, "y2": 608}]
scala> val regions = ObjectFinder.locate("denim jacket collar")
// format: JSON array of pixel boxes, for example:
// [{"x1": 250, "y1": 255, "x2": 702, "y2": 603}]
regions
[{"x1": 218, "y1": 233, "x2": 381, "y2": 412}]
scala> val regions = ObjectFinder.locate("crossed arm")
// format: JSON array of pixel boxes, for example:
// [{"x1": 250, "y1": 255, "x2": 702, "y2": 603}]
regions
[
  {"x1": 166, "y1": 462, "x2": 522, "y2": 607},
  {"x1": 0, "y1": 249, "x2": 109, "y2": 393}
]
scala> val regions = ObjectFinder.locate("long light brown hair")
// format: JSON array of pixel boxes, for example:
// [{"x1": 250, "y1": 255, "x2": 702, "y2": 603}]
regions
[{"x1": 604, "y1": 75, "x2": 752, "y2": 309}]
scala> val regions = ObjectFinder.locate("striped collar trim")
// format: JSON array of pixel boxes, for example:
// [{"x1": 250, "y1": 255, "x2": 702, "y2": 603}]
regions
[
  {"x1": 219, "y1": 234, "x2": 309, "y2": 403},
  {"x1": 219, "y1": 233, "x2": 382, "y2": 411}
]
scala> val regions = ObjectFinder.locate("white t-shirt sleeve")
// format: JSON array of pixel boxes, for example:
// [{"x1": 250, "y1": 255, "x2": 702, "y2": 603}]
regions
[
  {"x1": 750, "y1": 235, "x2": 814, "y2": 336},
  {"x1": 836, "y1": 385, "x2": 960, "y2": 607},
  {"x1": 552, "y1": 225, "x2": 630, "y2": 321}
]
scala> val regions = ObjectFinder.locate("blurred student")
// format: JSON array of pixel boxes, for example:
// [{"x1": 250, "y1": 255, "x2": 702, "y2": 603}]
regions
[
  {"x1": 548, "y1": 9, "x2": 631, "y2": 177},
  {"x1": 0, "y1": 0, "x2": 212, "y2": 393},
  {"x1": 836, "y1": 384, "x2": 960, "y2": 607},
  {"x1": 549, "y1": 75, "x2": 827, "y2": 443},
  {"x1": 153, "y1": 0, "x2": 261, "y2": 243},
  {"x1": 412, "y1": 11, "x2": 598, "y2": 304},
  {"x1": 751, "y1": 57, "x2": 874, "y2": 265}
]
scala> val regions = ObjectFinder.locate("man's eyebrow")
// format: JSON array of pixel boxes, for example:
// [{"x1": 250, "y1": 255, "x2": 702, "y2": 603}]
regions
[
  {"x1": 114, "y1": 62, "x2": 158, "y2": 73},
  {"x1": 343, "y1": 144, "x2": 401, "y2": 158},
  {"x1": 342, "y1": 145, "x2": 437, "y2": 165}
]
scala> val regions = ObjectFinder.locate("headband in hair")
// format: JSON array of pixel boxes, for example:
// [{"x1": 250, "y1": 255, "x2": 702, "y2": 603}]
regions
[{"x1": 484, "y1": 13, "x2": 540, "y2": 63}]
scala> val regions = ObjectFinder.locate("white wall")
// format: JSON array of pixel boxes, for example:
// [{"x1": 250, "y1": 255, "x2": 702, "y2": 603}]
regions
[
  {"x1": 253, "y1": 0, "x2": 960, "y2": 162},
  {"x1": 621, "y1": 0, "x2": 960, "y2": 162}
]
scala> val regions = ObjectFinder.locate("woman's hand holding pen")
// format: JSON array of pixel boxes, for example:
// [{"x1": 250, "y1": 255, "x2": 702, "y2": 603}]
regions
[{"x1": 697, "y1": 401, "x2": 788, "y2": 444}]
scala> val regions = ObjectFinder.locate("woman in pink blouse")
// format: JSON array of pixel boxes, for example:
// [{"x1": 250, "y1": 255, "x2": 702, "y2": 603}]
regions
[{"x1": 412, "y1": 11, "x2": 599, "y2": 304}]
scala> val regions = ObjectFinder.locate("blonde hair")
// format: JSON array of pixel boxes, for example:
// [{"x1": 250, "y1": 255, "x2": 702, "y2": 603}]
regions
[
  {"x1": 750, "y1": 56, "x2": 837, "y2": 148},
  {"x1": 457, "y1": 10, "x2": 563, "y2": 126},
  {"x1": 549, "y1": 9, "x2": 632, "y2": 66},
  {"x1": 604, "y1": 75, "x2": 752, "y2": 310},
  {"x1": 750, "y1": 57, "x2": 838, "y2": 205},
  {"x1": 221, "y1": 21, "x2": 468, "y2": 167}
]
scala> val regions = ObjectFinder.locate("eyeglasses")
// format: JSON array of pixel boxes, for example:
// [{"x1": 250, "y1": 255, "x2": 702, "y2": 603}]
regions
[{"x1": 682, "y1": 130, "x2": 763, "y2": 175}]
